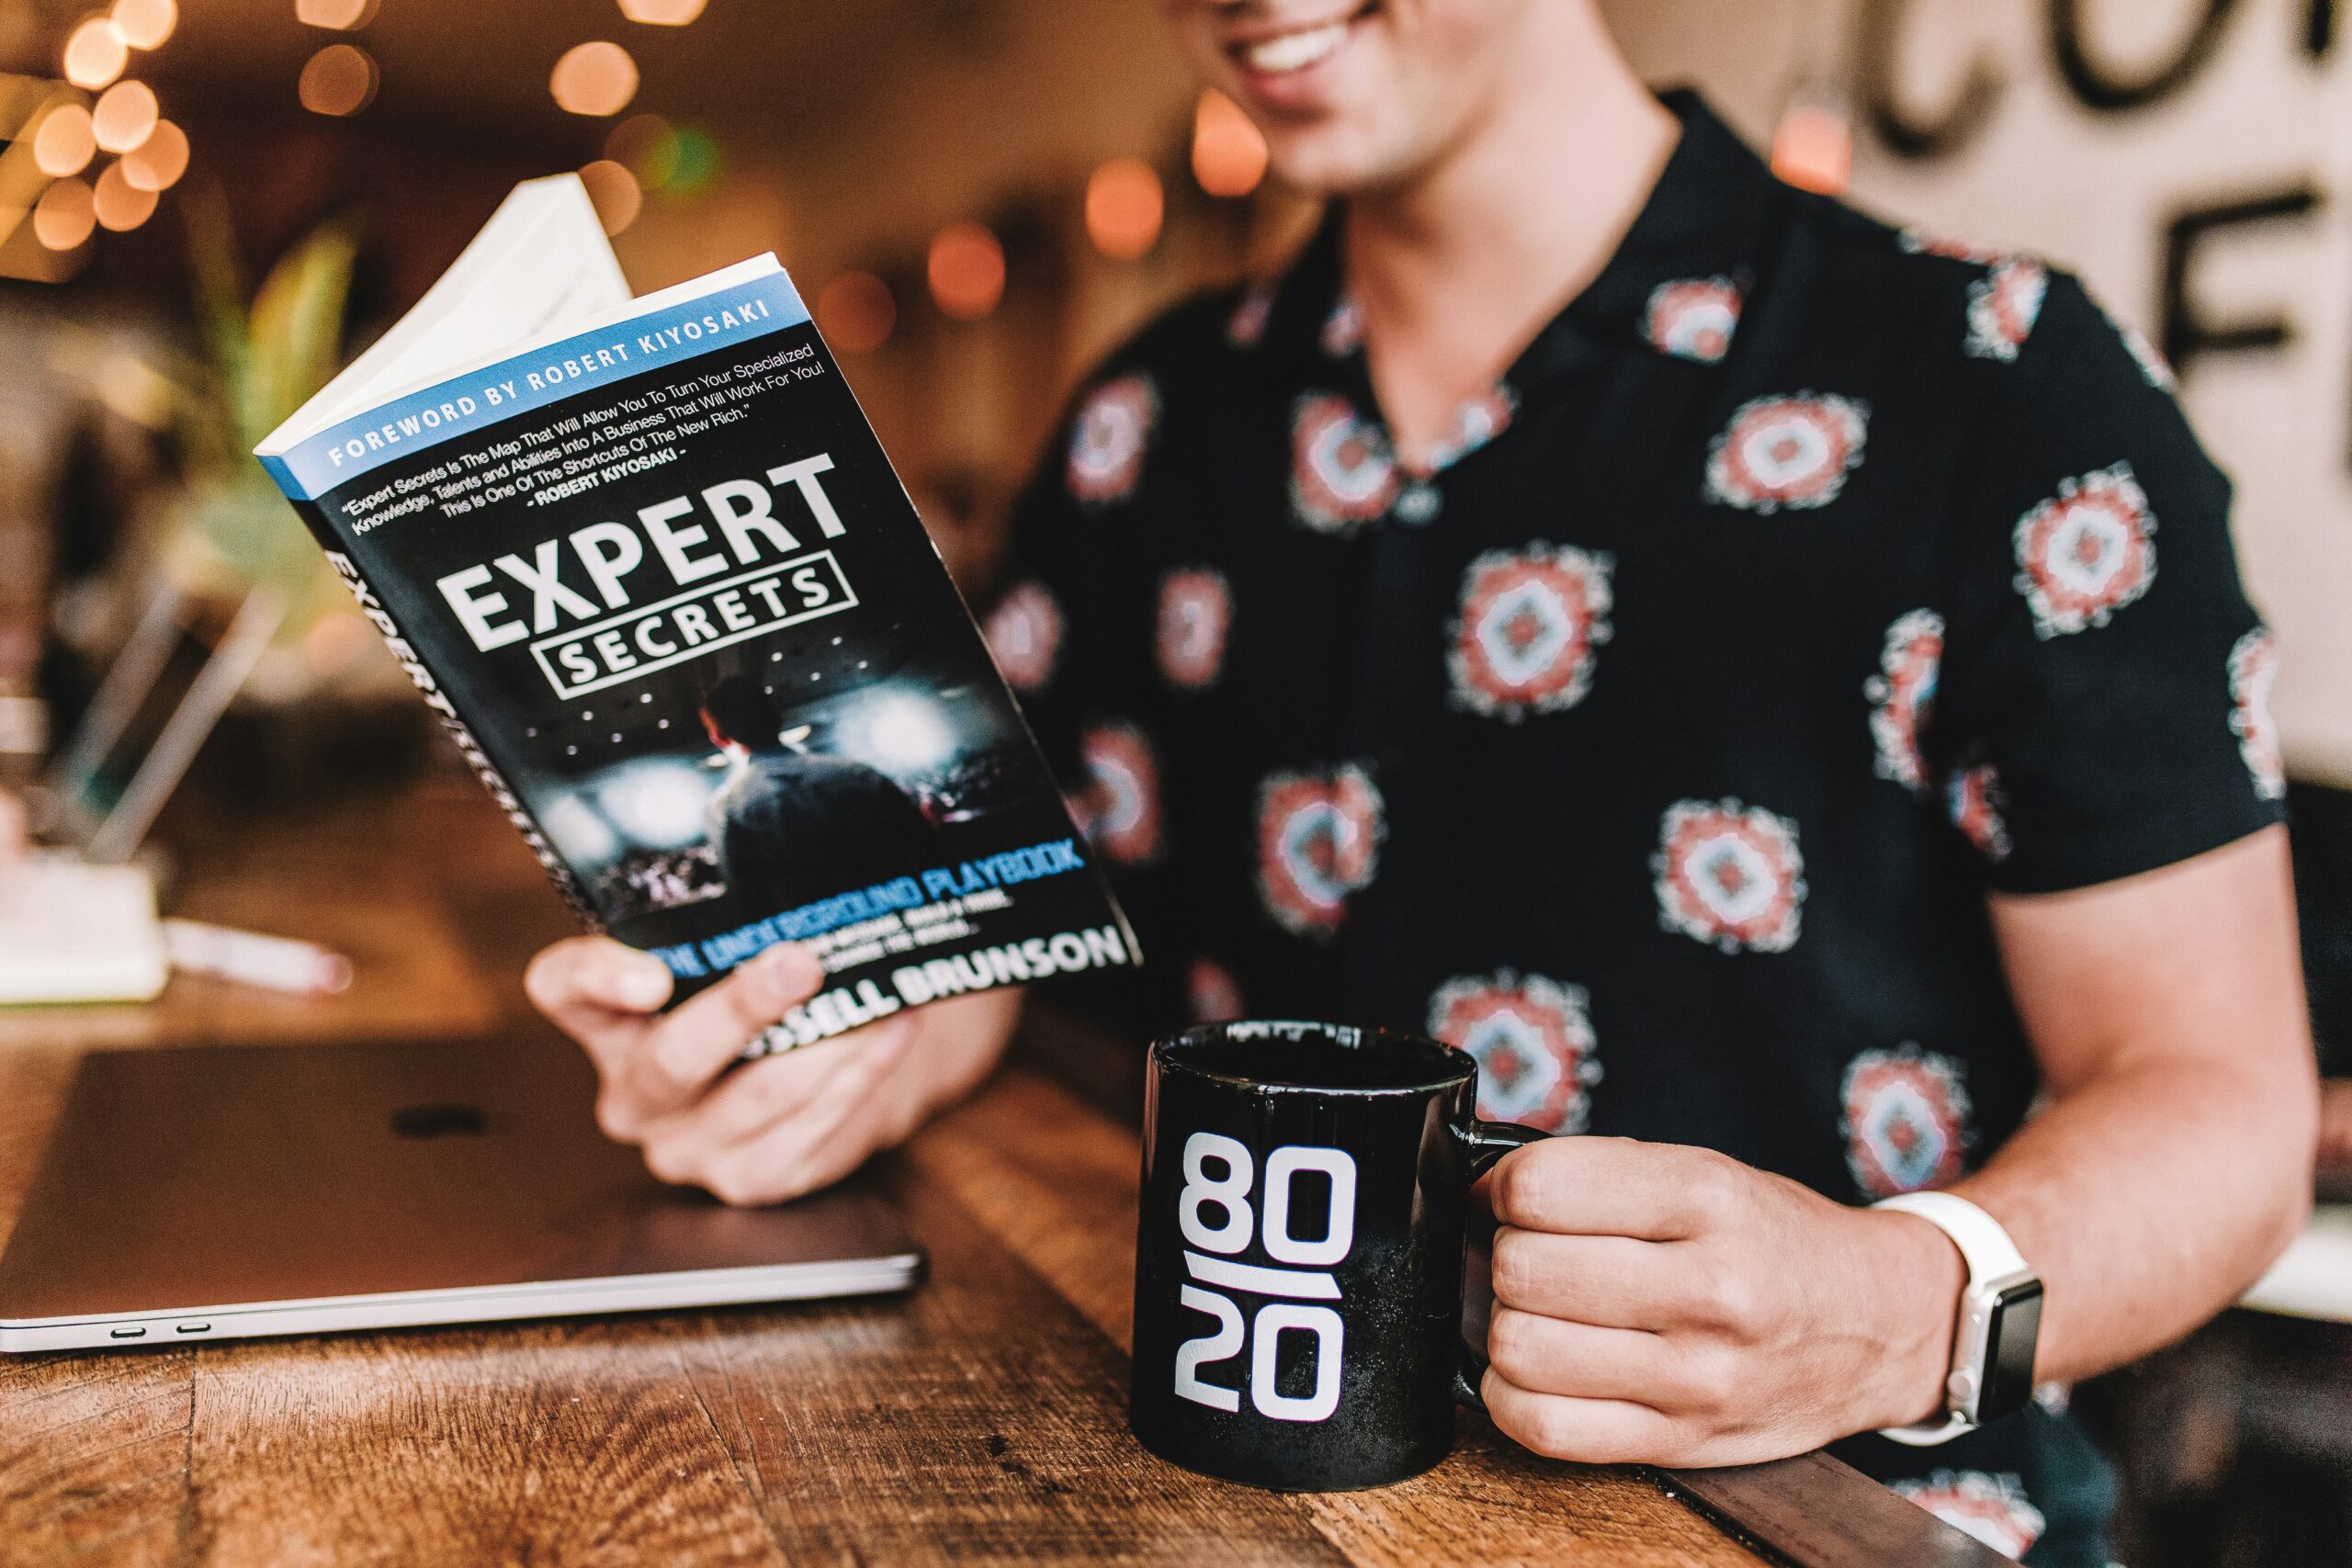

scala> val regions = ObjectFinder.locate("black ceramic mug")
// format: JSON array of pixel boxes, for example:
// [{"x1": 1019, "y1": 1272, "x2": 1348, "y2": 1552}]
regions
[{"x1": 1128, "y1": 1021, "x2": 1546, "y2": 1492}]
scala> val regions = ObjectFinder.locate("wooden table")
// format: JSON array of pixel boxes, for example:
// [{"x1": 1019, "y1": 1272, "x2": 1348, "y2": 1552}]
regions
[{"x1": 0, "y1": 779, "x2": 2004, "y2": 1565}]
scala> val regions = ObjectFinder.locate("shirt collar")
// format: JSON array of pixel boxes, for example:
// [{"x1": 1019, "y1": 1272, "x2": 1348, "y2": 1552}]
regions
[{"x1": 1254, "y1": 90, "x2": 1782, "y2": 395}]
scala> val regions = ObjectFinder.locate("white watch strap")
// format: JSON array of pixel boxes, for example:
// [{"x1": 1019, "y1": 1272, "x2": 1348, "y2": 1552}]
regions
[{"x1": 1871, "y1": 1191, "x2": 2030, "y2": 1446}]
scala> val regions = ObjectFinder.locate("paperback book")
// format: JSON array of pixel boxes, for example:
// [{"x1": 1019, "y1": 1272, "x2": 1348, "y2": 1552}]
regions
[{"x1": 257, "y1": 175, "x2": 1136, "y2": 1050}]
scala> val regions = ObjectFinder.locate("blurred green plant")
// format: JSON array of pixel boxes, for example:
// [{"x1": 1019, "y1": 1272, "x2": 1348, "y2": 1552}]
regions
[{"x1": 165, "y1": 184, "x2": 358, "y2": 637}]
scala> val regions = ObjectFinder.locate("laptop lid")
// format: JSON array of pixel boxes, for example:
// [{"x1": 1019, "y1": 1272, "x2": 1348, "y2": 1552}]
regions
[{"x1": 0, "y1": 1032, "x2": 922, "y2": 1352}]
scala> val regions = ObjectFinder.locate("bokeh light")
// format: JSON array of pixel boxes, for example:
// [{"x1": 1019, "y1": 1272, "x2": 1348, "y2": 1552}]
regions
[
  {"x1": 1771, "y1": 104, "x2": 1851, "y2": 197},
  {"x1": 818, "y1": 271, "x2": 895, "y2": 354},
  {"x1": 927, "y1": 220, "x2": 1005, "y2": 321},
  {"x1": 121, "y1": 118, "x2": 188, "y2": 190},
  {"x1": 110, "y1": 0, "x2": 177, "y2": 50},
  {"x1": 619, "y1": 0, "x2": 707, "y2": 23},
  {"x1": 93, "y1": 162, "x2": 157, "y2": 231},
  {"x1": 1086, "y1": 157, "x2": 1163, "y2": 261},
  {"x1": 92, "y1": 80, "x2": 158, "y2": 153},
  {"x1": 1193, "y1": 89, "x2": 1268, "y2": 197},
  {"x1": 550, "y1": 41, "x2": 638, "y2": 117},
  {"x1": 62, "y1": 18, "x2": 128, "y2": 89},
  {"x1": 605, "y1": 112, "x2": 670, "y2": 171},
  {"x1": 32, "y1": 178, "x2": 96, "y2": 250},
  {"x1": 32, "y1": 104, "x2": 96, "y2": 178},
  {"x1": 295, "y1": 0, "x2": 379, "y2": 28},
  {"x1": 299, "y1": 42, "x2": 378, "y2": 115},
  {"x1": 578, "y1": 159, "x2": 643, "y2": 235}
]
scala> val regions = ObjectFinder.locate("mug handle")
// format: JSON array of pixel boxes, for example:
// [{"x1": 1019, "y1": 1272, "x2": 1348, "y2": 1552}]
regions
[{"x1": 1451, "y1": 1120, "x2": 1551, "y2": 1409}]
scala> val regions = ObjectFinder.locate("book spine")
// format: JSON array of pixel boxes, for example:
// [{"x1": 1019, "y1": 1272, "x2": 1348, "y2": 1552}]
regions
[{"x1": 283, "y1": 499, "x2": 603, "y2": 931}]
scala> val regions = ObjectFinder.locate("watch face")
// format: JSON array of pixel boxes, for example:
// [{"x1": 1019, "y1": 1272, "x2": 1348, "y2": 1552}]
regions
[{"x1": 1980, "y1": 1279, "x2": 2044, "y2": 1422}]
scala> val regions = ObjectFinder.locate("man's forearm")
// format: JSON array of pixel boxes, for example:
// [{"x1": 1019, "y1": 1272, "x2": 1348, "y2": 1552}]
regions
[{"x1": 1939, "y1": 1054, "x2": 2312, "y2": 1385}]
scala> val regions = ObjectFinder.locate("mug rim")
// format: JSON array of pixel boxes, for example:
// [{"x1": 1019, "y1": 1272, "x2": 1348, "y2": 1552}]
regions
[{"x1": 1150, "y1": 1020, "x2": 1476, "y2": 1098}]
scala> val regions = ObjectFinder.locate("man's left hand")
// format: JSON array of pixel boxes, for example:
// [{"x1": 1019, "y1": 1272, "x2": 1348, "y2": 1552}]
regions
[{"x1": 1483, "y1": 1136, "x2": 1966, "y2": 1467}]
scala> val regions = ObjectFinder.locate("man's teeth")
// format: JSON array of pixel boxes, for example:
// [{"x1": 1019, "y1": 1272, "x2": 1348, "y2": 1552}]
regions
[{"x1": 1243, "y1": 20, "x2": 1350, "y2": 74}]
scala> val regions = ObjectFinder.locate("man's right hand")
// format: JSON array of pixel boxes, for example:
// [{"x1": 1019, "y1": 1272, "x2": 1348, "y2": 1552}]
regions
[{"x1": 525, "y1": 937, "x2": 1021, "y2": 1205}]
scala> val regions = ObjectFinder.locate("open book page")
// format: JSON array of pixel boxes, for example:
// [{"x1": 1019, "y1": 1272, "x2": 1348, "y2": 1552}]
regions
[{"x1": 267, "y1": 175, "x2": 630, "y2": 449}]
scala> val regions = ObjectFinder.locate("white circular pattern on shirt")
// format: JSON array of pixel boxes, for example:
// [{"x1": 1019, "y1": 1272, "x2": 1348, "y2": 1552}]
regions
[
  {"x1": 1644, "y1": 276, "x2": 1744, "y2": 363},
  {"x1": 984, "y1": 580, "x2": 1062, "y2": 692},
  {"x1": 1865, "y1": 609, "x2": 1944, "y2": 793},
  {"x1": 1290, "y1": 393, "x2": 1400, "y2": 534},
  {"x1": 1421, "y1": 385, "x2": 1519, "y2": 473},
  {"x1": 1079, "y1": 722, "x2": 1162, "y2": 865},
  {"x1": 1840, "y1": 1045, "x2": 1973, "y2": 1199},
  {"x1": 2011, "y1": 462, "x2": 2157, "y2": 638},
  {"x1": 1965, "y1": 259, "x2": 2048, "y2": 363},
  {"x1": 1448, "y1": 543, "x2": 1614, "y2": 722},
  {"x1": 1256, "y1": 763, "x2": 1385, "y2": 939},
  {"x1": 1652, "y1": 799, "x2": 1806, "y2": 953},
  {"x1": 2229, "y1": 627, "x2": 2285, "y2": 801},
  {"x1": 1428, "y1": 970, "x2": 1600, "y2": 1134},
  {"x1": 1703, "y1": 392, "x2": 1870, "y2": 513},
  {"x1": 1065, "y1": 374, "x2": 1158, "y2": 505},
  {"x1": 1947, "y1": 761, "x2": 2013, "y2": 863},
  {"x1": 1156, "y1": 567, "x2": 1233, "y2": 690},
  {"x1": 1890, "y1": 1472, "x2": 2046, "y2": 1562}
]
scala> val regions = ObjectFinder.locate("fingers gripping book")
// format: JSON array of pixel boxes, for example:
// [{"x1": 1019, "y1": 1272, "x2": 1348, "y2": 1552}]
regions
[{"x1": 258, "y1": 175, "x2": 1136, "y2": 1052}]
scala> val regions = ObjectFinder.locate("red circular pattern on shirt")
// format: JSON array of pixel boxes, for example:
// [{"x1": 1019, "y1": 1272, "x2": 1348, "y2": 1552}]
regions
[
  {"x1": 1290, "y1": 393, "x2": 1400, "y2": 533},
  {"x1": 1947, "y1": 762, "x2": 2012, "y2": 863},
  {"x1": 1157, "y1": 567, "x2": 1233, "y2": 690},
  {"x1": 1448, "y1": 543, "x2": 1614, "y2": 722},
  {"x1": 2011, "y1": 463, "x2": 2157, "y2": 638},
  {"x1": 1653, "y1": 799, "x2": 1806, "y2": 953},
  {"x1": 1080, "y1": 723, "x2": 1162, "y2": 865},
  {"x1": 1320, "y1": 297, "x2": 1364, "y2": 356},
  {"x1": 1186, "y1": 957, "x2": 1245, "y2": 1023},
  {"x1": 1704, "y1": 392, "x2": 1870, "y2": 513},
  {"x1": 1966, "y1": 259, "x2": 2048, "y2": 363},
  {"x1": 1840, "y1": 1046, "x2": 1973, "y2": 1199},
  {"x1": 1645, "y1": 276, "x2": 1744, "y2": 363},
  {"x1": 1429, "y1": 970, "x2": 1600, "y2": 1134},
  {"x1": 984, "y1": 580, "x2": 1062, "y2": 692},
  {"x1": 1891, "y1": 1472, "x2": 2045, "y2": 1562},
  {"x1": 2229, "y1": 627, "x2": 2284, "y2": 802},
  {"x1": 1066, "y1": 374, "x2": 1158, "y2": 505},
  {"x1": 1256, "y1": 764, "x2": 1385, "y2": 938},
  {"x1": 1866, "y1": 609, "x2": 1943, "y2": 793},
  {"x1": 1227, "y1": 279, "x2": 1275, "y2": 348}
]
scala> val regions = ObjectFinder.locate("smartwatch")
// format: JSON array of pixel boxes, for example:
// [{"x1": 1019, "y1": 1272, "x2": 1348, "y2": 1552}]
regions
[{"x1": 1871, "y1": 1190, "x2": 2043, "y2": 1446}]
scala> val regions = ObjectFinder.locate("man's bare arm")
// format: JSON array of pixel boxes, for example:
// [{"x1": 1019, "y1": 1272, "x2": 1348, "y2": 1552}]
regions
[{"x1": 1951, "y1": 825, "x2": 2317, "y2": 1381}]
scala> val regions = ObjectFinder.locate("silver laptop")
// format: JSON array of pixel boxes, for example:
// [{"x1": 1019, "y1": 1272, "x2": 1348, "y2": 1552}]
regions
[{"x1": 0, "y1": 1032, "x2": 922, "y2": 1352}]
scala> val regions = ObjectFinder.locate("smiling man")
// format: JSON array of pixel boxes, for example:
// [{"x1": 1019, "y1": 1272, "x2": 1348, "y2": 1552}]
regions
[{"x1": 523, "y1": 3, "x2": 2318, "y2": 1562}]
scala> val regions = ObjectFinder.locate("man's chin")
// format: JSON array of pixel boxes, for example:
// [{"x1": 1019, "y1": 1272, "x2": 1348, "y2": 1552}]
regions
[{"x1": 1262, "y1": 131, "x2": 1419, "y2": 200}]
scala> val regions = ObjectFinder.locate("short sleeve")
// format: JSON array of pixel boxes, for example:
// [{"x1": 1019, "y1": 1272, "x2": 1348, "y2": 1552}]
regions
[{"x1": 1931, "y1": 269, "x2": 2285, "y2": 895}]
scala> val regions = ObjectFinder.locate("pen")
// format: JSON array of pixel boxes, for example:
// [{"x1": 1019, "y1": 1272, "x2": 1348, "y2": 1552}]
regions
[{"x1": 162, "y1": 919, "x2": 355, "y2": 997}]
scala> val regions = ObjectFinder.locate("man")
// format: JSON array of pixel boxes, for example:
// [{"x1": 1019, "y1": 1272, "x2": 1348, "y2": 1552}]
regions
[
  {"x1": 526, "y1": 3, "x2": 2317, "y2": 1560},
  {"x1": 695, "y1": 674, "x2": 943, "y2": 914}
]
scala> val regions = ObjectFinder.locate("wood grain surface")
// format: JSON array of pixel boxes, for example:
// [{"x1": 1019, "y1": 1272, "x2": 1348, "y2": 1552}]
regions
[{"x1": 0, "y1": 779, "x2": 2004, "y2": 1565}]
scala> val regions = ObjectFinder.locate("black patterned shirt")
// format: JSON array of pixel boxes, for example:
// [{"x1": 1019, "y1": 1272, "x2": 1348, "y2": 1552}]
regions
[{"x1": 989, "y1": 94, "x2": 2282, "y2": 1564}]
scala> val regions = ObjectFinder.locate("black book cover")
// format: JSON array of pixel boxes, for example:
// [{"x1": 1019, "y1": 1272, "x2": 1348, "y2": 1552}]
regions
[{"x1": 259, "y1": 248, "x2": 1135, "y2": 1050}]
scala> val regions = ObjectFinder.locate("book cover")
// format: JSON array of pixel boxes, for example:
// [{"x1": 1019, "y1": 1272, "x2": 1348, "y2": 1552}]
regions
[{"x1": 256, "y1": 181, "x2": 1136, "y2": 1051}]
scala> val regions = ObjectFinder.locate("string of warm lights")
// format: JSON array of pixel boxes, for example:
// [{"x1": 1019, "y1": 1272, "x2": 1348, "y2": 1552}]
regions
[
  {"x1": 808, "y1": 89, "x2": 1270, "y2": 355},
  {"x1": 30, "y1": 0, "x2": 185, "y2": 253}
]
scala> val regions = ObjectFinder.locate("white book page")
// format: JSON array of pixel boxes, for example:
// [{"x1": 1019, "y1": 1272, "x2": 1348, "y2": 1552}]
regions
[{"x1": 261, "y1": 174, "x2": 629, "y2": 452}]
